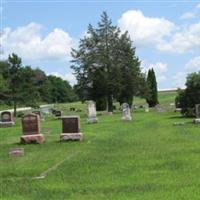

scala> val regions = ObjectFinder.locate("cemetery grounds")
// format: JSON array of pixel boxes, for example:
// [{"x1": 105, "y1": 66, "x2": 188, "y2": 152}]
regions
[{"x1": 1, "y1": 92, "x2": 200, "y2": 200}]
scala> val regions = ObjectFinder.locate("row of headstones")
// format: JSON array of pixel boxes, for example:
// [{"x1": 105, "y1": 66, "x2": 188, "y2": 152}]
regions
[
  {"x1": 20, "y1": 101, "x2": 132, "y2": 144},
  {"x1": 87, "y1": 101, "x2": 135, "y2": 122},
  {"x1": 20, "y1": 114, "x2": 82, "y2": 144},
  {"x1": 0, "y1": 101, "x2": 140, "y2": 129}
]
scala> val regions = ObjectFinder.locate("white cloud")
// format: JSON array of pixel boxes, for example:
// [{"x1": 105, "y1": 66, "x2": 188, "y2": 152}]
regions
[
  {"x1": 158, "y1": 22, "x2": 200, "y2": 53},
  {"x1": 118, "y1": 10, "x2": 175, "y2": 47},
  {"x1": 197, "y1": 3, "x2": 200, "y2": 9},
  {"x1": 172, "y1": 72, "x2": 187, "y2": 88},
  {"x1": 48, "y1": 72, "x2": 77, "y2": 86},
  {"x1": 185, "y1": 56, "x2": 200, "y2": 72},
  {"x1": 180, "y1": 12, "x2": 195, "y2": 20},
  {"x1": 142, "y1": 61, "x2": 168, "y2": 85},
  {"x1": 172, "y1": 56, "x2": 200, "y2": 88},
  {"x1": 1, "y1": 22, "x2": 74, "y2": 61},
  {"x1": 118, "y1": 10, "x2": 200, "y2": 54},
  {"x1": 149, "y1": 62, "x2": 168, "y2": 74}
]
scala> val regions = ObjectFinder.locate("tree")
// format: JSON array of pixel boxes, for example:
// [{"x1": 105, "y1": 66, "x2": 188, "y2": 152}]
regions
[
  {"x1": 116, "y1": 32, "x2": 141, "y2": 106},
  {"x1": 71, "y1": 12, "x2": 142, "y2": 111},
  {"x1": 6, "y1": 53, "x2": 39, "y2": 116},
  {"x1": 146, "y1": 68, "x2": 159, "y2": 107},
  {"x1": 176, "y1": 72, "x2": 200, "y2": 116},
  {"x1": 48, "y1": 75, "x2": 77, "y2": 103}
]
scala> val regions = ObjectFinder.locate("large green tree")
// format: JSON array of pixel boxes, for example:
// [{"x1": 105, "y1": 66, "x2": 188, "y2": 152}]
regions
[
  {"x1": 71, "y1": 12, "x2": 141, "y2": 111},
  {"x1": 47, "y1": 75, "x2": 77, "y2": 103},
  {"x1": 146, "y1": 68, "x2": 159, "y2": 107}
]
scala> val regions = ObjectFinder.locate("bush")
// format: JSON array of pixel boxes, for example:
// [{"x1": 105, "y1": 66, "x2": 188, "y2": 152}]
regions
[
  {"x1": 175, "y1": 72, "x2": 200, "y2": 117},
  {"x1": 16, "y1": 111, "x2": 25, "y2": 118}
]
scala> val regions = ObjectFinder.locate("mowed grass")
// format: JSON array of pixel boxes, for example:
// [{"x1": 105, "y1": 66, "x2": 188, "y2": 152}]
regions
[{"x1": 1, "y1": 92, "x2": 200, "y2": 199}]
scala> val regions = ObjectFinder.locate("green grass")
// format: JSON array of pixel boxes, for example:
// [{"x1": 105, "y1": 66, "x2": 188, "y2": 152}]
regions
[{"x1": 2, "y1": 91, "x2": 200, "y2": 199}]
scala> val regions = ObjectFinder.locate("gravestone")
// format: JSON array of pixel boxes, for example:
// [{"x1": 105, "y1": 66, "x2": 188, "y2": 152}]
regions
[
  {"x1": 70, "y1": 107, "x2": 76, "y2": 111},
  {"x1": 87, "y1": 100, "x2": 98, "y2": 123},
  {"x1": 20, "y1": 113, "x2": 45, "y2": 144},
  {"x1": 9, "y1": 148, "x2": 24, "y2": 157},
  {"x1": 60, "y1": 116, "x2": 83, "y2": 141},
  {"x1": 194, "y1": 104, "x2": 200, "y2": 124},
  {"x1": 0, "y1": 111, "x2": 15, "y2": 127},
  {"x1": 54, "y1": 110, "x2": 62, "y2": 118},
  {"x1": 121, "y1": 103, "x2": 132, "y2": 121},
  {"x1": 144, "y1": 104, "x2": 149, "y2": 112}
]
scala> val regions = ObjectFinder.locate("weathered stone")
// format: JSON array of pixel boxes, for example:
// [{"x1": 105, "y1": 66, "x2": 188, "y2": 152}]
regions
[
  {"x1": 60, "y1": 133, "x2": 83, "y2": 141},
  {"x1": 0, "y1": 111, "x2": 15, "y2": 127},
  {"x1": 21, "y1": 113, "x2": 45, "y2": 144},
  {"x1": 22, "y1": 114, "x2": 40, "y2": 135},
  {"x1": 9, "y1": 148, "x2": 24, "y2": 157},
  {"x1": 0, "y1": 121, "x2": 15, "y2": 127},
  {"x1": 20, "y1": 134, "x2": 45, "y2": 144},
  {"x1": 194, "y1": 118, "x2": 200, "y2": 124},
  {"x1": 60, "y1": 116, "x2": 82, "y2": 141},
  {"x1": 144, "y1": 104, "x2": 149, "y2": 112},
  {"x1": 87, "y1": 100, "x2": 98, "y2": 123},
  {"x1": 121, "y1": 103, "x2": 132, "y2": 121}
]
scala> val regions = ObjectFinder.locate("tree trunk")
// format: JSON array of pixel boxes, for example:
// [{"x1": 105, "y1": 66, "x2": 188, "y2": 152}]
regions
[
  {"x1": 13, "y1": 100, "x2": 17, "y2": 117},
  {"x1": 107, "y1": 95, "x2": 113, "y2": 112}
]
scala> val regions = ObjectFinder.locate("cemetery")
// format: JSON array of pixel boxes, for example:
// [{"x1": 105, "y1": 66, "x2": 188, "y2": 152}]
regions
[
  {"x1": 1, "y1": 2, "x2": 200, "y2": 199},
  {"x1": 1, "y1": 91, "x2": 200, "y2": 199}
]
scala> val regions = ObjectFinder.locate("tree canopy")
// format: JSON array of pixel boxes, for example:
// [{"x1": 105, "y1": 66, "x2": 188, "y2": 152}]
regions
[
  {"x1": 71, "y1": 12, "x2": 142, "y2": 111},
  {"x1": 176, "y1": 72, "x2": 200, "y2": 116}
]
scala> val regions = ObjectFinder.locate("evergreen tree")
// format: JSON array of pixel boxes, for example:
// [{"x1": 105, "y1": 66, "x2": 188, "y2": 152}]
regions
[
  {"x1": 71, "y1": 12, "x2": 142, "y2": 110},
  {"x1": 146, "y1": 68, "x2": 159, "y2": 107}
]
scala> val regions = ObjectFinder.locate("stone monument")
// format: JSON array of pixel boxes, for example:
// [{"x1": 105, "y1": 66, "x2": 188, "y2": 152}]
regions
[
  {"x1": 87, "y1": 100, "x2": 98, "y2": 123},
  {"x1": 20, "y1": 113, "x2": 45, "y2": 144},
  {"x1": 194, "y1": 104, "x2": 200, "y2": 124},
  {"x1": 121, "y1": 103, "x2": 132, "y2": 121},
  {"x1": 144, "y1": 104, "x2": 149, "y2": 112},
  {"x1": 60, "y1": 116, "x2": 83, "y2": 141},
  {"x1": 0, "y1": 111, "x2": 15, "y2": 127}
]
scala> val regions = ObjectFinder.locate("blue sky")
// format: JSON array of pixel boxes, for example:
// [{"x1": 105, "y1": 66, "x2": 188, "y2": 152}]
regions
[{"x1": 1, "y1": 0, "x2": 200, "y2": 89}]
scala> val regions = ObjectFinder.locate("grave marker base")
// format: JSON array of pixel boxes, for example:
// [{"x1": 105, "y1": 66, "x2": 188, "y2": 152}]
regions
[
  {"x1": 0, "y1": 121, "x2": 15, "y2": 128},
  {"x1": 60, "y1": 133, "x2": 83, "y2": 141},
  {"x1": 20, "y1": 134, "x2": 45, "y2": 144}
]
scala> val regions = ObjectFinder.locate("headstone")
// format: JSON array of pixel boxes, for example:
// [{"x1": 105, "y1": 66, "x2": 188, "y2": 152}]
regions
[
  {"x1": 0, "y1": 111, "x2": 15, "y2": 127},
  {"x1": 194, "y1": 104, "x2": 200, "y2": 124},
  {"x1": 175, "y1": 108, "x2": 182, "y2": 112},
  {"x1": 60, "y1": 116, "x2": 83, "y2": 141},
  {"x1": 70, "y1": 107, "x2": 76, "y2": 111},
  {"x1": 20, "y1": 113, "x2": 45, "y2": 144},
  {"x1": 9, "y1": 148, "x2": 24, "y2": 157},
  {"x1": 87, "y1": 100, "x2": 98, "y2": 123},
  {"x1": 54, "y1": 110, "x2": 62, "y2": 118},
  {"x1": 195, "y1": 104, "x2": 200, "y2": 118},
  {"x1": 144, "y1": 104, "x2": 149, "y2": 112},
  {"x1": 121, "y1": 103, "x2": 132, "y2": 121},
  {"x1": 155, "y1": 104, "x2": 165, "y2": 112}
]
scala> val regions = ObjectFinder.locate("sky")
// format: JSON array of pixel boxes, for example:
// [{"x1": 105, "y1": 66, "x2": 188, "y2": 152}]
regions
[{"x1": 1, "y1": 0, "x2": 200, "y2": 89}]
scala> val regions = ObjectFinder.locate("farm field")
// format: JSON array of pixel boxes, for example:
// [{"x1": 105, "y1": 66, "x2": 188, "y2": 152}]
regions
[{"x1": 1, "y1": 92, "x2": 200, "y2": 200}]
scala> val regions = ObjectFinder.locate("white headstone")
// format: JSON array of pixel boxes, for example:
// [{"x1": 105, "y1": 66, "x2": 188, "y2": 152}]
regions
[
  {"x1": 87, "y1": 100, "x2": 98, "y2": 123},
  {"x1": 195, "y1": 104, "x2": 200, "y2": 118},
  {"x1": 121, "y1": 103, "x2": 132, "y2": 121},
  {"x1": 144, "y1": 104, "x2": 149, "y2": 112}
]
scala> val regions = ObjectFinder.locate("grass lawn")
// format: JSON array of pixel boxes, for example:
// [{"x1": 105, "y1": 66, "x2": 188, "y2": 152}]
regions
[{"x1": 1, "y1": 92, "x2": 200, "y2": 199}]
